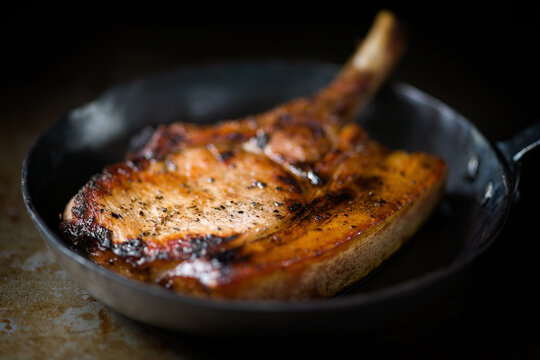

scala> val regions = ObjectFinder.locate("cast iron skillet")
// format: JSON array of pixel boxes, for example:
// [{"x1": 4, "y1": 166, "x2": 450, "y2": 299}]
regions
[{"x1": 21, "y1": 61, "x2": 540, "y2": 337}]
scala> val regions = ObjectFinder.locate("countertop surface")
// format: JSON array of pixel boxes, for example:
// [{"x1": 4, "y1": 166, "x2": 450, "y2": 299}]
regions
[{"x1": 1, "y1": 4, "x2": 540, "y2": 359}]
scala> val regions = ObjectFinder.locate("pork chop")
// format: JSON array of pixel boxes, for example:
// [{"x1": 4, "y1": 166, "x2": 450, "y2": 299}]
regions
[{"x1": 60, "y1": 11, "x2": 447, "y2": 300}]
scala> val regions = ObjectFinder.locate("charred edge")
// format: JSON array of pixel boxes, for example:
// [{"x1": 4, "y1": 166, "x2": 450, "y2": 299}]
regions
[
  {"x1": 94, "y1": 226, "x2": 113, "y2": 249},
  {"x1": 210, "y1": 248, "x2": 238, "y2": 266},
  {"x1": 147, "y1": 126, "x2": 186, "y2": 160},
  {"x1": 112, "y1": 238, "x2": 144, "y2": 258},
  {"x1": 71, "y1": 174, "x2": 108, "y2": 218},
  {"x1": 211, "y1": 248, "x2": 251, "y2": 276},
  {"x1": 71, "y1": 193, "x2": 87, "y2": 218},
  {"x1": 188, "y1": 234, "x2": 239, "y2": 259},
  {"x1": 94, "y1": 158, "x2": 151, "y2": 192},
  {"x1": 124, "y1": 157, "x2": 149, "y2": 172},
  {"x1": 86, "y1": 170, "x2": 110, "y2": 191},
  {"x1": 108, "y1": 159, "x2": 150, "y2": 176},
  {"x1": 61, "y1": 211, "x2": 146, "y2": 260},
  {"x1": 164, "y1": 128, "x2": 186, "y2": 152},
  {"x1": 60, "y1": 221, "x2": 112, "y2": 254}
]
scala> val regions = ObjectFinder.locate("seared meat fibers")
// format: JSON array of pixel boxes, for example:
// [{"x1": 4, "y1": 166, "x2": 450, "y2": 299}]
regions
[{"x1": 61, "y1": 11, "x2": 447, "y2": 299}]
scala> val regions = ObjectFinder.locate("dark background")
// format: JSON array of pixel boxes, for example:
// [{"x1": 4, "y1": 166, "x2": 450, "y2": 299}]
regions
[
  {"x1": 2, "y1": 3, "x2": 539, "y2": 133},
  {"x1": 2, "y1": 2, "x2": 540, "y2": 358}
]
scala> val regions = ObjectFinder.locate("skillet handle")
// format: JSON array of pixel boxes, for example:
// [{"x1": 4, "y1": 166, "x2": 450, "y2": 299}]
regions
[
  {"x1": 494, "y1": 120, "x2": 540, "y2": 205},
  {"x1": 496, "y1": 120, "x2": 540, "y2": 172}
]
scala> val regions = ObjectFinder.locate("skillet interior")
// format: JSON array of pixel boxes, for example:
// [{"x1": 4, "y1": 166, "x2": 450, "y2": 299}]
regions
[{"x1": 22, "y1": 61, "x2": 511, "y2": 336}]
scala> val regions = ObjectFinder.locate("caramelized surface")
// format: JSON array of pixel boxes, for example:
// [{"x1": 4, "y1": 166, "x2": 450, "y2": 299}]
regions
[{"x1": 60, "y1": 11, "x2": 447, "y2": 299}]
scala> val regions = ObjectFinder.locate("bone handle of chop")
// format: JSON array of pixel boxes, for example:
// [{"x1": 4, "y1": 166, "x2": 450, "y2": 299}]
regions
[{"x1": 317, "y1": 10, "x2": 407, "y2": 123}]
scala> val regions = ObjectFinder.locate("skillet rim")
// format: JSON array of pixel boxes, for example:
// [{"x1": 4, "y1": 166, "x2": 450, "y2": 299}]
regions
[{"x1": 20, "y1": 60, "x2": 514, "y2": 314}]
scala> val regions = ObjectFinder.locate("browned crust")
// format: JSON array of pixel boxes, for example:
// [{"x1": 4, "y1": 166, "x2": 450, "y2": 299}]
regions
[
  {"x1": 206, "y1": 156, "x2": 447, "y2": 299},
  {"x1": 61, "y1": 139, "x2": 446, "y2": 299}
]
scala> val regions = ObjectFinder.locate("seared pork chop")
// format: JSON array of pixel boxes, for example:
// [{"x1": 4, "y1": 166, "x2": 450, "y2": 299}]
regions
[{"x1": 61, "y1": 11, "x2": 447, "y2": 300}]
